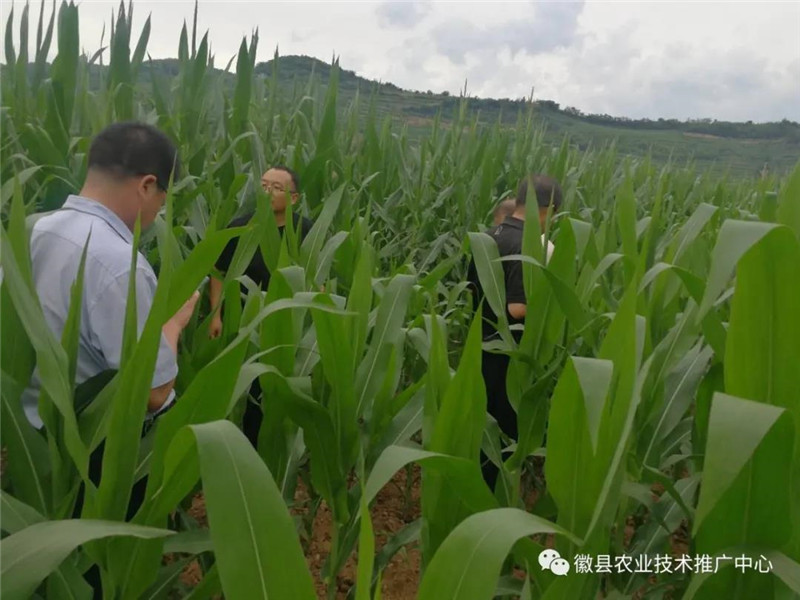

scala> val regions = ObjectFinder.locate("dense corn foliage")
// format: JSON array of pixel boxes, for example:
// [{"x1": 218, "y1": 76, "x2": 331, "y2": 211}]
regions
[{"x1": 2, "y1": 2, "x2": 799, "y2": 599}]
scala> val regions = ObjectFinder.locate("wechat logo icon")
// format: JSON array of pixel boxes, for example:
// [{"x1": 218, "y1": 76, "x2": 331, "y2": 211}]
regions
[{"x1": 539, "y1": 549, "x2": 570, "y2": 576}]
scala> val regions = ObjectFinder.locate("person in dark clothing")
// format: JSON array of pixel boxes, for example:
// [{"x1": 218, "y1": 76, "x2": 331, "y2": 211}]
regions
[
  {"x1": 208, "y1": 165, "x2": 313, "y2": 325},
  {"x1": 467, "y1": 174, "x2": 562, "y2": 489},
  {"x1": 208, "y1": 165, "x2": 314, "y2": 446}
]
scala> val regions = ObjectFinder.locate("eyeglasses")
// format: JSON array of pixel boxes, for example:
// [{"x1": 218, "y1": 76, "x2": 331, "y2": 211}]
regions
[{"x1": 262, "y1": 181, "x2": 295, "y2": 194}]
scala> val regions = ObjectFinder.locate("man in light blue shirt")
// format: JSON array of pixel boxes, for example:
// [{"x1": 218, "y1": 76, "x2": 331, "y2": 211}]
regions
[{"x1": 21, "y1": 122, "x2": 199, "y2": 428}]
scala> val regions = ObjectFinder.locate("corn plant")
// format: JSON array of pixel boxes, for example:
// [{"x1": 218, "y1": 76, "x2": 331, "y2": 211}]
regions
[{"x1": 2, "y1": 2, "x2": 800, "y2": 599}]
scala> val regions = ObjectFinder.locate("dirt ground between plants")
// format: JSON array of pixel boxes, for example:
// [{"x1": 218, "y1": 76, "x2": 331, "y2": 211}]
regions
[
  {"x1": 178, "y1": 466, "x2": 691, "y2": 599},
  {"x1": 184, "y1": 465, "x2": 422, "y2": 599},
  {"x1": 1, "y1": 443, "x2": 692, "y2": 599}
]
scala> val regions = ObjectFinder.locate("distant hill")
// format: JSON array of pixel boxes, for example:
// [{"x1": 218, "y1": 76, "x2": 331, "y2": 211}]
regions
[
  {"x1": 12, "y1": 55, "x2": 800, "y2": 176},
  {"x1": 247, "y1": 55, "x2": 800, "y2": 176}
]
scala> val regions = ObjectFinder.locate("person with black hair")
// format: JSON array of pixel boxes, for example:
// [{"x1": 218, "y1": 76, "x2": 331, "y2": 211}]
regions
[
  {"x1": 20, "y1": 122, "x2": 199, "y2": 596},
  {"x1": 21, "y1": 121, "x2": 199, "y2": 428},
  {"x1": 466, "y1": 174, "x2": 562, "y2": 489},
  {"x1": 208, "y1": 165, "x2": 314, "y2": 446}
]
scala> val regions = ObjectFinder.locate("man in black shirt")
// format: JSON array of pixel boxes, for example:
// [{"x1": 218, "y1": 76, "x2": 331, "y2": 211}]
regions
[
  {"x1": 209, "y1": 165, "x2": 313, "y2": 337},
  {"x1": 208, "y1": 165, "x2": 313, "y2": 446},
  {"x1": 467, "y1": 174, "x2": 562, "y2": 488}
]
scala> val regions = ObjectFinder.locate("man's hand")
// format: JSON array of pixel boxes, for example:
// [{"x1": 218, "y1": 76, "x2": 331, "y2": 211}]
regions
[
  {"x1": 507, "y1": 302, "x2": 527, "y2": 320},
  {"x1": 173, "y1": 290, "x2": 201, "y2": 329},
  {"x1": 149, "y1": 291, "x2": 200, "y2": 413},
  {"x1": 209, "y1": 315, "x2": 223, "y2": 339},
  {"x1": 163, "y1": 291, "x2": 200, "y2": 353},
  {"x1": 208, "y1": 277, "x2": 224, "y2": 339}
]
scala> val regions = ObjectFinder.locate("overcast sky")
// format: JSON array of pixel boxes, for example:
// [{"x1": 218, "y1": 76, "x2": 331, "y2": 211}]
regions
[{"x1": 2, "y1": 1, "x2": 799, "y2": 122}]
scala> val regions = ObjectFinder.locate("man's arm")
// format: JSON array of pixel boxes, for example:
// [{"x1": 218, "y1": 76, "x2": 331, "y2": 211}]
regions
[
  {"x1": 209, "y1": 234, "x2": 238, "y2": 339},
  {"x1": 209, "y1": 276, "x2": 224, "y2": 338},
  {"x1": 505, "y1": 259, "x2": 527, "y2": 320},
  {"x1": 148, "y1": 380, "x2": 175, "y2": 413},
  {"x1": 147, "y1": 290, "x2": 200, "y2": 411},
  {"x1": 90, "y1": 269, "x2": 198, "y2": 414}
]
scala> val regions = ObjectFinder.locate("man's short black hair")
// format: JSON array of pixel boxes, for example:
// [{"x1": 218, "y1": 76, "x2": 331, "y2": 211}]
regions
[
  {"x1": 88, "y1": 122, "x2": 180, "y2": 191},
  {"x1": 270, "y1": 165, "x2": 300, "y2": 193},
  {"x1": 515, "y1": 174, "x2": 563, "y2": 211}
]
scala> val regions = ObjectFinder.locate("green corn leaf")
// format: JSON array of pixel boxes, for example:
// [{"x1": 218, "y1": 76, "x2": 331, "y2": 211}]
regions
[
  {"x1": 62, "y1": 234, "x2": 91, "y2": 388},
  {"x1": 776, "y1": 161, "x2": 800, "y2": 239},
  {"x1": 723, "y1": 226, "x2": 800, "y2": 559},
  {"x1": 231, "y1": 37, "x2": 253, "y2": 137},
  {"x1": 256, "y1": 270, "x2": 300, "y2": 484},
  {"x1": 545, "y1": 356, "x2": 614, "y2": 542},
  {"x1": 0, "y1": 279, "x2": 36, "y2": 405},
  {"x1": 0, "y1": 491, "x2": 45, "y2": 535},
  {"x1": 355, "y1": 479, "x2": 375, "y2": 600},
  {"x1": 110, "y1": 322, "x2": 251, "y2": 599},
  {"x1": 0, "y1": 519, "x2": 173, "y2": 600},
  {"x1": 0, "y1": 166, "x2": 42, "y2": 212},
  {"x1": 693, "y1": 394, "x2": 794, "y2": 599},
  {"x1": 467, "y1": 231, "x2": 512, "y2": 347},
  {"x1": 697, "y1": 220, "x2": 780, "y2": 321},
  {"x1": 616, "y1": 175, "x2": 638, "y2": 286},
  {"x1": 131, "y1": 14, "x2": 151, "y2": 75},
  {"x1": 166, "y1": 227, "x2": 240, "y2": 316},
  {"x1": 4, "y1": 6, "x2": 15, "y2": 69},
  {"x1": 162, "y1": 529, "x2": 213, "y2": 555},
  {"x1": 311, "y1": 295, "x2": 358, "y2": 469},
  {"x1": 424, "y1": 315, "x2": 490, "y2": 562},
  {"x1": 683, "y1": 548, "x2": 800, "y2": 600},
  {"x1": 355, "y1": 274, "x2": 415, "y2": 419},
  {"x1": 141, "y1": 555, "x2": 195, "y2": 600},
  {"x1": 365, "y1": 445, "x2": 495, "y2": 512},
  {"x1": 0, "y1": 221, "x2": 89, "y2": 484},
  {"x1": 418, "y1": 508, "x2": 576, "y2": 600},
  {"x1": 300, "y1": 183, "x2": 344, "y2": 277},
  {"x1": 49, "y1": 0, "x2": 79, "y2": 133},
  {"x1": 725, "y1": 227, "x2": 800, "y2": 411},
  {"x1": 93, "y1": 181, "x2": 179, "y2": 524},
  {"x1": 313, "y1": 230, "x2": 349, "y2": 286},
  {"x1": 0, "y1": 491, "x2": 94, "y2": 600},
  {"x1": 185, "y1": 420, "x2": 317, "y2": 600},
  {"x1": 346, "y1": 244, "x2": 374, "y2": 360},
  {"x1": 14, "y1": 2, "x2": 29, "y2": 116}
]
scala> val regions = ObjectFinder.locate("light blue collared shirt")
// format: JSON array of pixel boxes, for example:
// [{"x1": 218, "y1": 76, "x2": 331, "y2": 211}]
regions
[{"x1": 21, "y1": 195, "x2": 177, "y2": 428}]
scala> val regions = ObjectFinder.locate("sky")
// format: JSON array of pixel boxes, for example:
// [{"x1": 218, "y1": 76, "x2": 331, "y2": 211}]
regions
[{"x1": 2, "y1": 1, "x2": 799, "y2": 123}]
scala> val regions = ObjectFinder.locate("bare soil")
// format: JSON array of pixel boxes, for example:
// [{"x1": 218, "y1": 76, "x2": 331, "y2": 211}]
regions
[{"x1": 181, "y1": 466, "x2": 422, "y2": 599}]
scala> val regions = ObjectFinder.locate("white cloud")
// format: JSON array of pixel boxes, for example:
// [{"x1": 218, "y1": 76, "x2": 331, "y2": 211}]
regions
[
  {"x1": 1, "y1": 0, "x2": 798, "y2": 121},
  {"x1": 432, "y1": 1, "x2": 586, "y2": 63},
  {"x1": 376, "y1": 1, "x2": 431, "y2": 29}
]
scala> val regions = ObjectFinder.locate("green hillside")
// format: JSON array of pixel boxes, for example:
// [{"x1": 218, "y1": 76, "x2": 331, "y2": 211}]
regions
[
  {"x1": 245, "y1": 55, "x2": 800, "y2": 177},
  {"x1": 14, "y1": 53, "x2": 798, "y2": 176}
]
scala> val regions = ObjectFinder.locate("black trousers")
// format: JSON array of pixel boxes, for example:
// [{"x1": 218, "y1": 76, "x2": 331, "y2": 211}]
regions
[
  {"x1": 74, "y1": 436, "x2": 149, "y2": 598},
  {"x1": 242, "y1": 377, "x2": 263, "y2": 447},
  {"x1": 480, "y1": 350, "x2": 518, "y2": 490}
]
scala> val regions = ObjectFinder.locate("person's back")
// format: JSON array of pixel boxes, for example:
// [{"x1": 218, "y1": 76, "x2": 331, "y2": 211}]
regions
[
  {"x1": 20, "y1": 122, "x2": 198, "y2": 429},
  {"x1": 468, "y1": 174, "x2": 563, "y2": 490},
  {"x1": 469, "y1": 218, "x2": 556, "y2": 343},
  {"x1": 22, "y1": 199, "x2": 158, "y2": 424}
]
